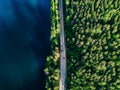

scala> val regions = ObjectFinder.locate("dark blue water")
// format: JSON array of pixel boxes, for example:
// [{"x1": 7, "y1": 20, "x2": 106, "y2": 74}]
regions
[{"x1": 0, "y1": 0, "x2": 51, "y2": 90}]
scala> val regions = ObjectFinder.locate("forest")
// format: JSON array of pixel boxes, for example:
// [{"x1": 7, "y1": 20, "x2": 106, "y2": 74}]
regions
[{"x1": 46, "y1": 0, "x2": 120, "y2": 90}]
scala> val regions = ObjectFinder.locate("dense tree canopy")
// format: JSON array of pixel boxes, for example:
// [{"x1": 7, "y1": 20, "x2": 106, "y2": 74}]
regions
[{"x1": 46, "y1": 0, "x2": 120, "y2": 89}]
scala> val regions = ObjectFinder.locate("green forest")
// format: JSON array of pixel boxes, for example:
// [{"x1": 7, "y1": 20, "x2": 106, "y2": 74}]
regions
[{"x1": 46, "y1": 0, "x2": 120, "y2": 90}]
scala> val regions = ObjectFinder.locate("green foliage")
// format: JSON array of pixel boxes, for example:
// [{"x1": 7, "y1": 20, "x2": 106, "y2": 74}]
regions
[
  {"x1": 65, "y1": 0, "x2": 120, "y2": 90},
  {"x1": 45, "y1": 0, "x2": 60, "y2": 89},
  {"x1": 47, "y1": 0, "x2": 120, "y2": 90}
]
